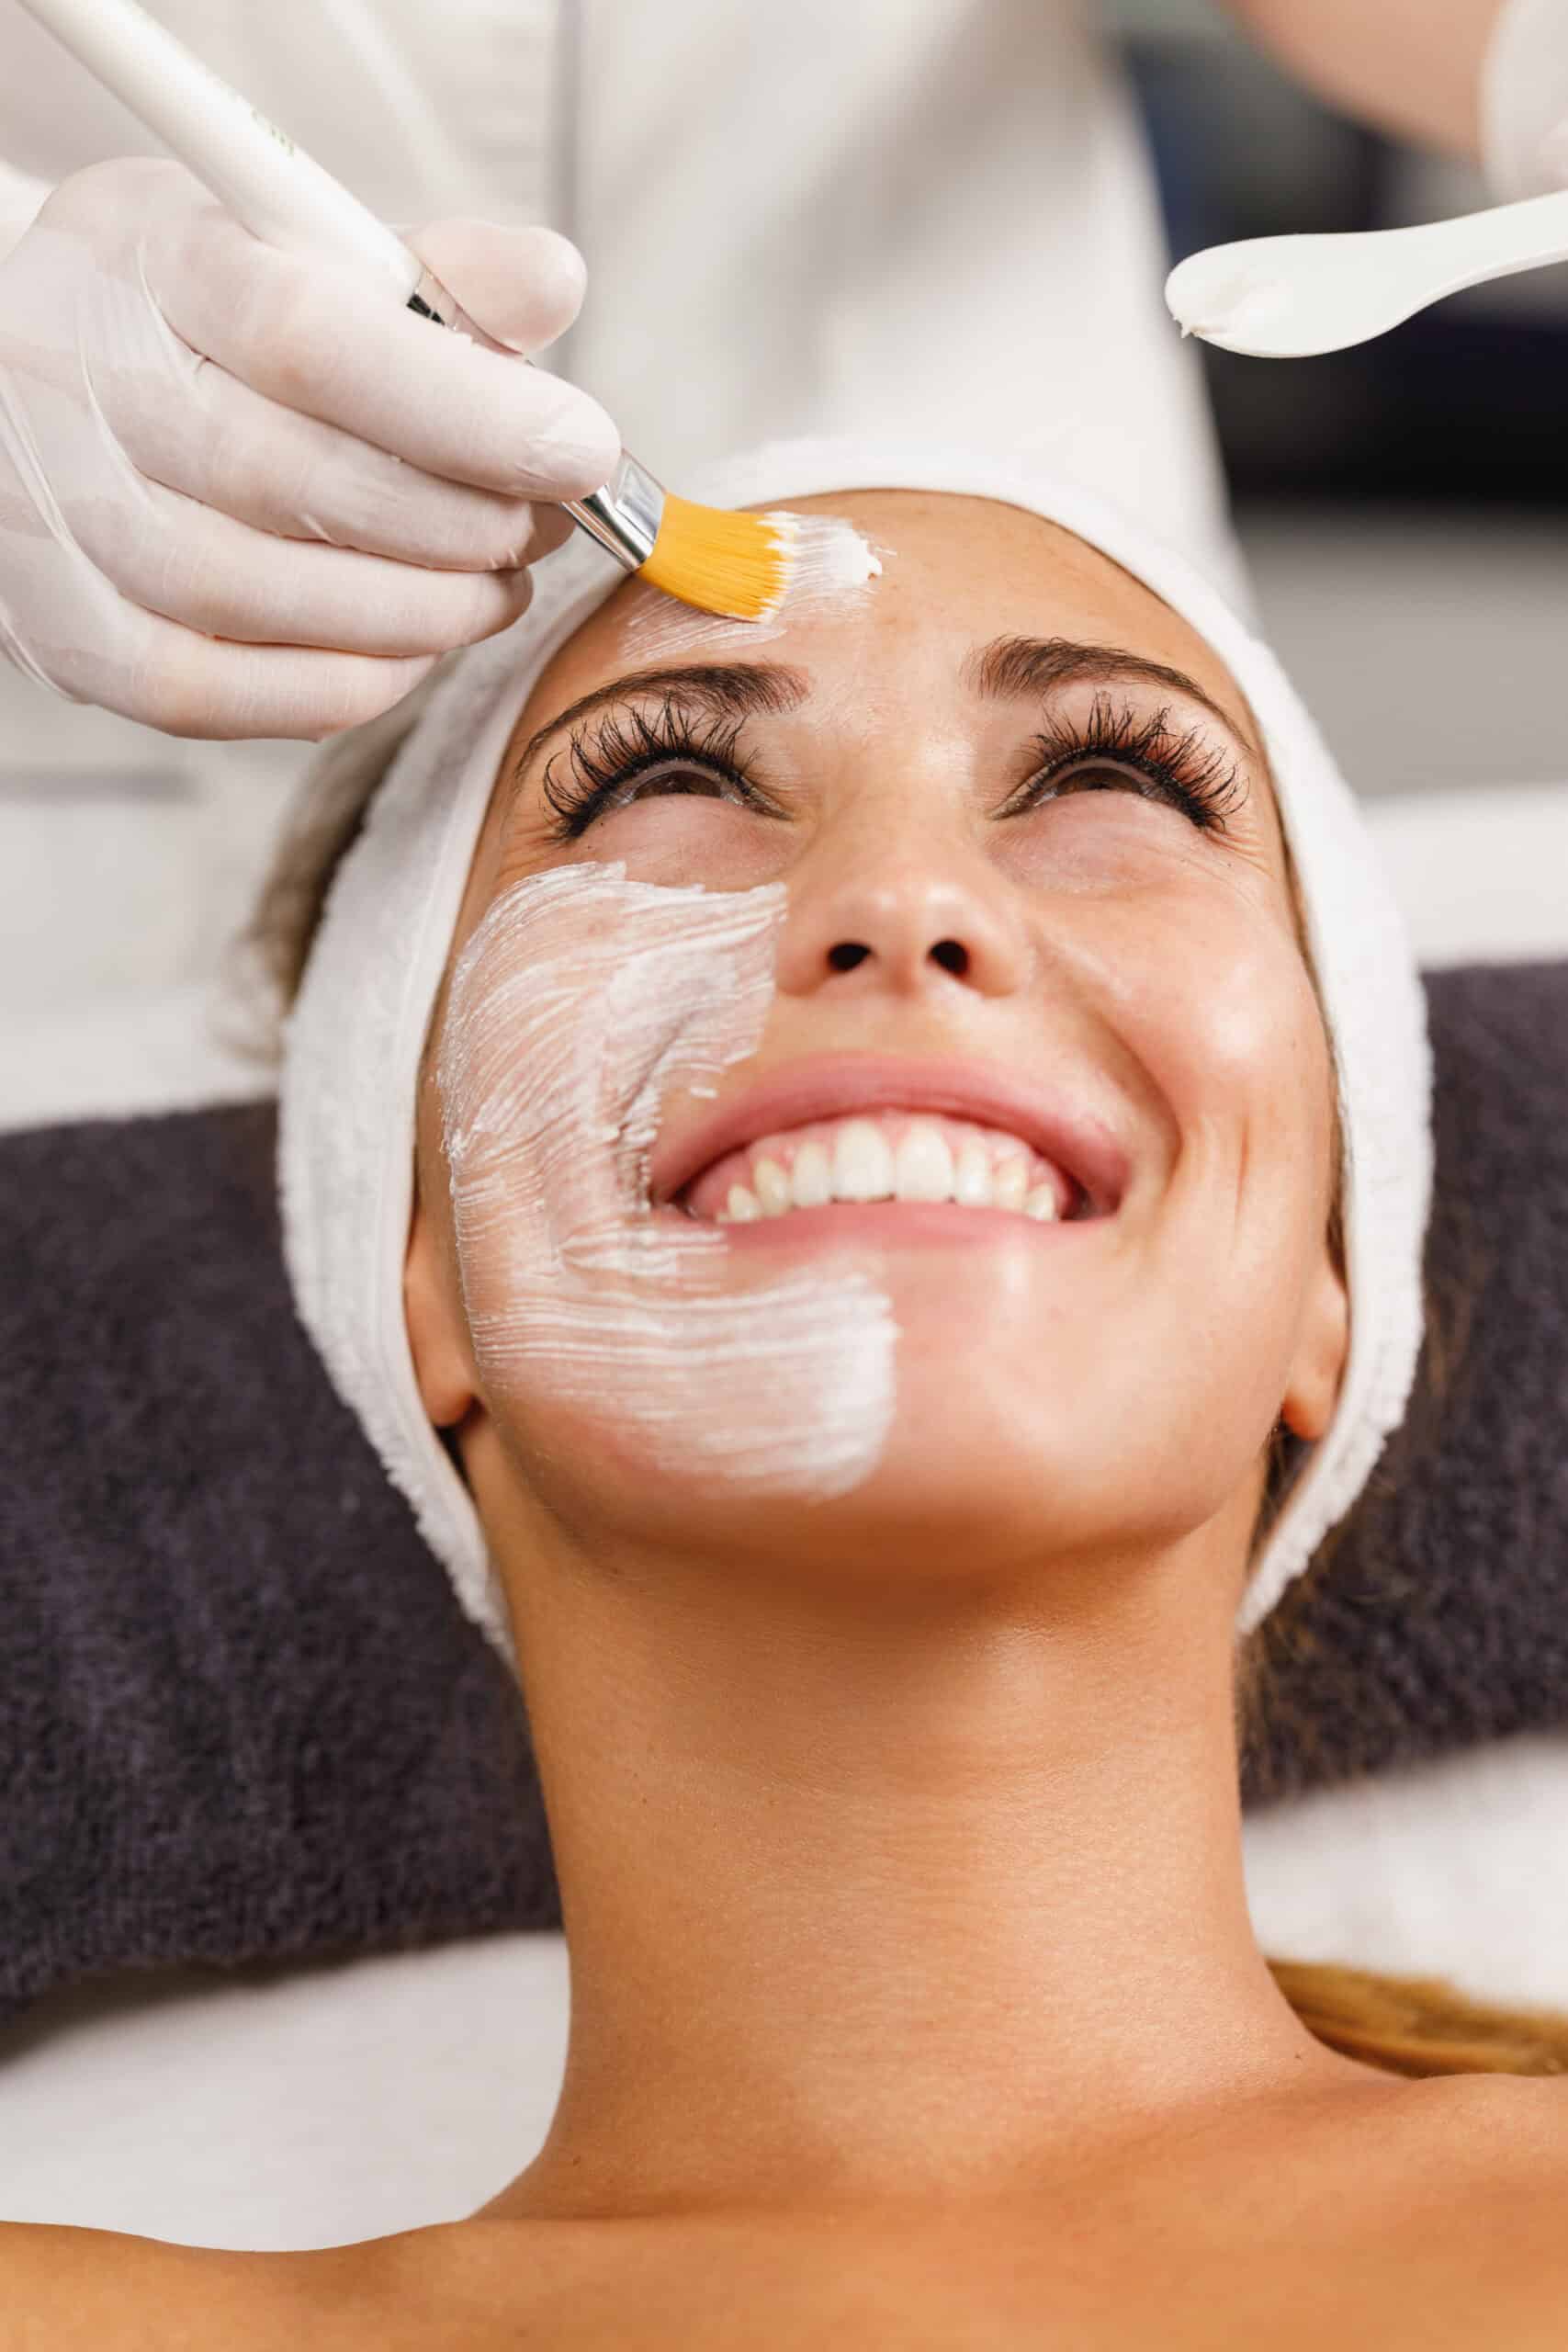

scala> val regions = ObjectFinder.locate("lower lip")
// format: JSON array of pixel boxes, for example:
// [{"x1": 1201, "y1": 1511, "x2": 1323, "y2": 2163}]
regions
[{"x1": 667, "y1": 1202, "x2": 1106, "y2": 1250}]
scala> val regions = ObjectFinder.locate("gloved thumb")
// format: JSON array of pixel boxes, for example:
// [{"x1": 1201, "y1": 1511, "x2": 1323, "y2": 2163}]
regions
[{"x1": 401, "y1": 217, "x2": 590, "y2": 356}]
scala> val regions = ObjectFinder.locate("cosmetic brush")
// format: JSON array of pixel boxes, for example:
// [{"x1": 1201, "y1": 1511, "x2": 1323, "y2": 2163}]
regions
[
  {"x1": 1166, "y1": 185, "x2": 1568, "y2": 359},
  {"x1": 16, "y1": 0, "x2": 795, "y2": 621}
]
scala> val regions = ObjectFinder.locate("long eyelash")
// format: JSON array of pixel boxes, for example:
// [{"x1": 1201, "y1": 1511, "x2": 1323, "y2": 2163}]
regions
[
  {"x1": 1011, "y1": 694, "x2": 1246, "y2": 832},
  {"x1": 540, "y1": 698, "x2": 755, "y2": 841},
  {"x1": 536, "y1": 689, "x2": 1246, "y2": 845}
]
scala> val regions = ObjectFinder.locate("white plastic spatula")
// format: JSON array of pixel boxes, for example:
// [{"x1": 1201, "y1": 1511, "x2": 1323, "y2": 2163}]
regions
[{"x1": 1165, "y1": 185, "x2": 1568, "y2": 356}]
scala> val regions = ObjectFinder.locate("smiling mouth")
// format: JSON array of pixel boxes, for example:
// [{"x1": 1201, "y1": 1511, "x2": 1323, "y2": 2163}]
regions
[{"x1": 674, "y1": 1110, "x2": 1098, "y2": 1227}]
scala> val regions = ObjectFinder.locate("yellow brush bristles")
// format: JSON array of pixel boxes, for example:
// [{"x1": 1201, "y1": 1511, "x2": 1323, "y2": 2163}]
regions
[{"x1": 638, "y1": 495, "x2": 795, "y2": 622}]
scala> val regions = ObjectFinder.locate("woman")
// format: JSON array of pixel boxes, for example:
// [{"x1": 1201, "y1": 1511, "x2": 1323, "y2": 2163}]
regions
[{"x1": 12, "y1": 436, "x2": 1564, "y2": 2343}]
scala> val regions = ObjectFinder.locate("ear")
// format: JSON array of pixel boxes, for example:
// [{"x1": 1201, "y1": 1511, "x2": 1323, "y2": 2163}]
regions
[
  {"x1": 403, "y1": 1186, "x2": 478, "y2": 1430},
  {"x1": 1278, "y1": 1248, "x2": 1351, "y2": 1444}
]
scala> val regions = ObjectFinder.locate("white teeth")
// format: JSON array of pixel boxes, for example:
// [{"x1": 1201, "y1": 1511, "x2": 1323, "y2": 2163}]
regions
[
  {"x1": 953, "y1": 1137, "x2": 992, "y2": 1206},
  {"x1": 831, "y1": 1117, "x2": 895, "y2": 1202},
  {"x1": 752, "y1": 1155, "x2": 792, "y2": 1216},
  {"x1": 894, "y1": 1119, "x2": 953, "y2": 1202},
  {"x1": 789, "y1": 1139, "x2": 833, "y2": 1208},
  {"x1": 993, "y1": 1157, "x2": 1029, "y2": 1213},
  {"x1": 709, "y1": 1124, "x2": 1082, "y2": 1225}
]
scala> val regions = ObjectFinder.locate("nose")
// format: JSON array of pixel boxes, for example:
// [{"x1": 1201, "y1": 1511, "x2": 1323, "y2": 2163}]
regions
[{"x1": 773, "y1": 818, "x2": 1032, "y2": 1003}]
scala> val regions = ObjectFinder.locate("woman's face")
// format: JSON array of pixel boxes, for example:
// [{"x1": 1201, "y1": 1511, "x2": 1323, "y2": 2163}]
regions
[{"x1": 408, "y1": 491, "x2": 1348, "y2": 1602}]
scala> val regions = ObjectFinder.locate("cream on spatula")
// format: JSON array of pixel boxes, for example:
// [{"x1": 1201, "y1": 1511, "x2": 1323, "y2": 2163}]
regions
[{"x1": 1165, "y1": 185, "x2": 1568, "y2": 356}]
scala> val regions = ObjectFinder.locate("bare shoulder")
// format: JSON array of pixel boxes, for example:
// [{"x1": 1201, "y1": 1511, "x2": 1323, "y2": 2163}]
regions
[
  {"x1": 1260, "y1": 2067, "x2": 1568, "y2": 2223},
  {"x1": 276, "y1": 2086, "x2": 1568, "y2": 2351},
  {"x1": 0, "y1": 2217, "x2": 617, "y2": 2351},
  {"x1": 1018, "y1": 2073, "x2": 1568, "y2": 2352},
  {"x1": 13, "y1": 2086, "x2": 1567, "y2": 2352},
  {"x1": 1282, "y1": 2072, "x2": 1568, "y2": 2327},
  {"x1": 1381, "y1": 2075, "x2": 1568, "y2": 2330},
  {"x1": 0, "y1": 2222, "x2": 206, "y2": 2347},
  {"x1": 0, "y1": 2220, "x2": 393, "y2": 2351},
  {"x1": 1403, "y1": 2067, "x2": 1568, "y2": 2177}
]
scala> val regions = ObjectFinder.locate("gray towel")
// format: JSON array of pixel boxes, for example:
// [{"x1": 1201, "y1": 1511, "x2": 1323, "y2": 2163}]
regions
[
  {"x1": 1, "y1": 958, "x2": 1564, "y2": 2023},
  {"x1": 1243, "y1": 957, "x2": 1568, "y2": 1804}
]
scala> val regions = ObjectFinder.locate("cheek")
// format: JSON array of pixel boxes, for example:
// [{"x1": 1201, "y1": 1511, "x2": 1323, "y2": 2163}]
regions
[
  {"x1": 437, "y1": 866, "x2": 780, "y2": 1289},
  {"x1": 1002, "y1": 809, "x2": 1325, "y2": 1192},
  {"x1": 1036, "y1": 917, "x2": 1335, "y2": 1540},
  {"x1": 431, "y1": 864, "x2": 897, "y2": 1514},
  {"x1": 1147, "y1": 922, "x2": 1329, "y2": 1197},
  {"x1": 1130, "y1": 911, "x2": 1337, "y2": 1451},
  {"x1": 540, "y1": 801, "x2": 796, "y2": 892},
  {"x1": 993, "y1": 795, "x2": 1235, "y2": 896}
]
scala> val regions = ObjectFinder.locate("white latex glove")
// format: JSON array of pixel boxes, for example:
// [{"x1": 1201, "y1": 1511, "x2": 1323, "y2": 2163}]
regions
[
  {"x1": 1483, "y1": 0, "x2": 1568, "y2": 198},
  {"x1": 0, "y1": 159, "x2": 51, "y2": 264},
  {"x1": 0, "y1": 155, "x2": 619, "y2": 740}
]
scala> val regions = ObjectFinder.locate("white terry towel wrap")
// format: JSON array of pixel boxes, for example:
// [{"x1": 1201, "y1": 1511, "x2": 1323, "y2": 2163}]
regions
[{"x1": 279, "y1": 437, "x2": 1434, "y2": 1680}]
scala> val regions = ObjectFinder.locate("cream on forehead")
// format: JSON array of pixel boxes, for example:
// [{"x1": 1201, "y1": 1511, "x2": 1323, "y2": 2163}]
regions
[
  {"x1": 614, "y1": 513, "x2": 885, "y2": 666},
  {"x1": 437, "y1": 862, "x2": 897, "y2": 1499}
]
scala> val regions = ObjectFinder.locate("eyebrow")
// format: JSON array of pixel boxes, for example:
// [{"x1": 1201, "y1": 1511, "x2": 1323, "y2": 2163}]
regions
[
  {"x1": 508, "y1": 661, "x2": 810, "y2": 786},
  {"x1": 506, "y1": 634, "x2": 1265, "y2": 800},
  {"x1": 963, "y1": 635, "x2": 1264, "y2": 763}
]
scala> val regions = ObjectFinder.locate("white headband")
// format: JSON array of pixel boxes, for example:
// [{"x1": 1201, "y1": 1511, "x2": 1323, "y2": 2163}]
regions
[{"x1": 279, "y1": 435, "x2": 1433, "y2": 1679}]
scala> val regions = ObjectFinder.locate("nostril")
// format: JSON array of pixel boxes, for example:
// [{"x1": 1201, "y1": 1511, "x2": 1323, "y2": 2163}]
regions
[
  {"x1": 930, "y1": 939, "x2": 968, "y2": 976},
  {"x1": 828, "y1": 942, "x2": 871, "y2": 972}
]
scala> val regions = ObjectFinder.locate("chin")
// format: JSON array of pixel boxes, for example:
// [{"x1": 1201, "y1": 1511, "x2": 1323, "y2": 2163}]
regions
[
  {"x1": 502, "y1": 1383, "x2": 1112, "y2": 1596},
  {"x1": 479, "y1": 1261, "x2": 1248, "y2": 1589}
]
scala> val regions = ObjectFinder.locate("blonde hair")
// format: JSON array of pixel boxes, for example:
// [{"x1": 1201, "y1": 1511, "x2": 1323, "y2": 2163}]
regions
[{"x1": 246, "y1": 682, "x2": 1568, "y2": 2084}]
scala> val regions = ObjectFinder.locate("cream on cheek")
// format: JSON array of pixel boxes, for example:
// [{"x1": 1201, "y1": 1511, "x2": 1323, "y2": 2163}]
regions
[{"x1": 436, "y1": 861, "x2": 897, "y2": 1499}]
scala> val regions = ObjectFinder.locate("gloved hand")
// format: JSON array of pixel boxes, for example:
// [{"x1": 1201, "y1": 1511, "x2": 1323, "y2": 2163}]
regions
[
  {"x1": 0, "y1": 155, "x2": 619, "y2": 740},
  {"x1": 1483, "y1": 0, "x2": 1568, "y2": 198}
]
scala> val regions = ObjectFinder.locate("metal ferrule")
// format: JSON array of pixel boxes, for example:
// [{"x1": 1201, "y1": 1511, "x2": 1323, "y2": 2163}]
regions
[
  {"x1": 404, "y1": 276, "x2": 662, "y2": 578},
  {"x1": 561, "y1": 454, "x2": 665, "y2": 575},
  {"x1": 405, "y1": 268, "x2": 472, "y2": 334}
]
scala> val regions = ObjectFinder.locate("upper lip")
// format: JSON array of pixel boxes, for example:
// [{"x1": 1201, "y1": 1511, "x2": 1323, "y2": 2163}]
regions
[{"x1": 649, "y1": 1054, "x2": 1133, "y2": 1218}]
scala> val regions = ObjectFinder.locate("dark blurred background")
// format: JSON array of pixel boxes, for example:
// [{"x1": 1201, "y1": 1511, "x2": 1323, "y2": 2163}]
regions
[{"x1": 1118, "y1": 0, "x2": 1568, "y2": 797}]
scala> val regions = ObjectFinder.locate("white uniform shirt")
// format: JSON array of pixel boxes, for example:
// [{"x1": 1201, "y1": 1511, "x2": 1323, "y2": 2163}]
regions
[{"x1": 0, "y1": 0, "x2": 1237, "y2": 578}]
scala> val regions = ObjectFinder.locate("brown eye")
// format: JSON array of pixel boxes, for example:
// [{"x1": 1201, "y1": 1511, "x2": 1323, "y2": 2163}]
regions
[
  {"x1": 615, "y1": 763, "x2": 739, "y2": 808},
  {"x1": 1010, "y1": 761, "x2": 1199, "y2": 821},
  {"x1": 996, "y1": 702, "x2": 1246, "y2": 837},
  {"x1": 541, "y1": 703, "x2": 781, "y2": 842}
]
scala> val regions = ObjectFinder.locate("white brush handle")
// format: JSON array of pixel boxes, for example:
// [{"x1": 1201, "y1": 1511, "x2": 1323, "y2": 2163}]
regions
[
  {"x1": 11, "y1": 0, "x2": 420, "y2": 299},
  {"x1": 1166, "y1": 186, "x2": 1568, "y2": 358},
  {"x1": 14, "y1": 0, "x2": 660, "y2": 572}
]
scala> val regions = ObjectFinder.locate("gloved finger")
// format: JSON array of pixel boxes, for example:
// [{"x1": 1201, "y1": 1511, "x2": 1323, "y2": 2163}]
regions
[
  {"x1": 25, "y1": 586, "x2": 444, "y2": 741},
  {"x1": 148, "y1": 200, "x2": 620, "y2": 501},
  {"x1": 114, "y1": 350, "x2": 577, "y2": 572},
  {"x1": 64, "y1": 468, "x2": 538, "y2": 655},
  {"x1": 402, "y1": 218, "x2": 588, "y2": 355}
]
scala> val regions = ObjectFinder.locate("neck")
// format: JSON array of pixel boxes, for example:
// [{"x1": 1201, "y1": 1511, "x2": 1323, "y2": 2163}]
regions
[{"x1": 478, "y1": 1489, "x2": 1349, "y2": 2224}]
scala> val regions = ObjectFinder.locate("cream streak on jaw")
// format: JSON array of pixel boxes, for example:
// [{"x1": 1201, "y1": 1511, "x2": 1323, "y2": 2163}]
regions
[{"x1": 437, "y1": 863, "x2": 897, "y2": 1500}]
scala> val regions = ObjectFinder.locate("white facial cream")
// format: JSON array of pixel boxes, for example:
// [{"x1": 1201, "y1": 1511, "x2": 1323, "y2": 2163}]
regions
[
  {"x1": 764, "y1": 513, "x2": 884, "y2": 601},
  {"x1": 438, "y1": 862, "x2": 897, "y2": 1499},
  {"x1": 616, "y1": 513, "x2": 884, "y2": 666}
]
